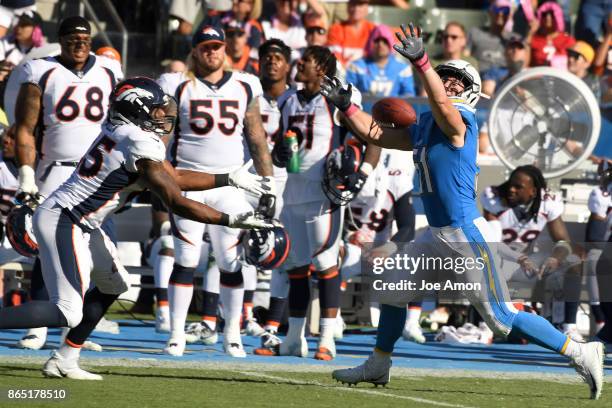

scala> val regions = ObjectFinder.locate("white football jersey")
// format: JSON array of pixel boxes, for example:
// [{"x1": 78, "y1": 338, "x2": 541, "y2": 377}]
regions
[
  {"x1": 0, "y1": 154, "x2": 18, "y2": 224},
  {"x1": 588, "y1": 184, "x2": 612, "y2": 241},
  {"x1": 348, "y1": 162, "x2": 412, "y2": 245},
  {"x1": 480, "y1": 186, "x2": 564, "y2": 251},
  {"x1": 22, "y1": 55, "x2": 123, "y2": 162},
  {"x1": 41, "y1": 121, "x2": 166, "y2": 230},
  {"x1": 256, "y1": 89, "x2": 293, "y2": 180},
  {"x1": 158, "y1": 70, "x2": 263, "y2": 174}
]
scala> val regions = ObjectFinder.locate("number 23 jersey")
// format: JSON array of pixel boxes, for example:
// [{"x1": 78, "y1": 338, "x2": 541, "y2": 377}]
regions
[
  {"x1": 41, "y1": 121, "x2": 166, "y2": 231},
  {"x1": 480, "y1": 186, "x2": 563, "y2": 251},
  {"x1": 158, "y1": 71, "x2": 263, "y2": 174},
  {"x1": 22, "y1": 55, "x2": 123, "y2": 162}
]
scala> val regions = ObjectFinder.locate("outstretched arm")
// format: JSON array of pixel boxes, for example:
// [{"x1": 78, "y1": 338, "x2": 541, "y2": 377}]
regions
[
  {"x1": 138, "y1": 159, "x2": 272, "y2": 229},
  {"x1": 15, "y1": 83, "x2": 41, "y2": 198},
  {"x1": 393, "y1": 24, "x2": 466, "y2": 146},
  {"x1": 321, "y1": 77, "x2": 413, "y2": 150}
]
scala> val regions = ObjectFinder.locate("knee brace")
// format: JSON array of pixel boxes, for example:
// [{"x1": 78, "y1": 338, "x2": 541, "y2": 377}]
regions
[{"x1": 220, "y1": 269, "x2": 244, "y2": 288}]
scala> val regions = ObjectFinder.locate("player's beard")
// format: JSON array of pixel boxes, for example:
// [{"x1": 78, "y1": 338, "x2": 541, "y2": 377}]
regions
[{"x1": 196, "y1": 55, "x2": 225, "y2": 75}]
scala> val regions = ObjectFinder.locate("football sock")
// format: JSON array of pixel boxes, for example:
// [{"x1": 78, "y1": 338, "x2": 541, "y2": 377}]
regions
[
  {"x1": 265, "y1": 297, "x2": 286, "y2": 332},
  {"x1": 375, "y1": 304, "x2": 406, "y2": 353},
  {"x1": 591, "y1": 304, "x2": 605, "y2": 325},
  {"x1": 287, "y1": 317, "x2": 307, "y2": 342},
  {"x1": 154, "y1": 254, "x2": 173, "y2": 307},
  {"x1": 168, "y1": 264, "x2": 195, "y2": 338},
  {"x1": 405, "y1": 302, "x2": 422, "y2": 327},
  {"x1": 319, "y1": 317, "x2": 336, "y2": 348},
  {"x1": 66, "y1": 288, "x2": 117, "y2": 345},
  {"x1": 58, "y1": 341, "x2": 81, "y2": 360},
  {"x1": 561, "y1": 338, "x2": 582, "y2": 359},
  {"x1": 564, "y1": 302, "x2": 579, "y2": 325},
  {"x1": 201, "y1": 291, "x2": 219, "y2": 330},
  {"x1": 318, "y1": 268, "x2": 340, "y2": 310},
  {"x1": 288, "y1": 268, "x2": 310, "y2": 317},
  {"x1": 510, "y1": 311, "x2": 568, "y2": 353},
  {"x1": 243, "y1": 290, "x2": 254, "y2": 321},
  {"x1": 220, "y1": 269, "x2": 244, "y2": 339}
]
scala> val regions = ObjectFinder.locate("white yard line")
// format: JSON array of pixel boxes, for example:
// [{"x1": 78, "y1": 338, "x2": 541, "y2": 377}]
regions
[{"x1": 238, "y1": 370, "x2": 475, "y2": 408}]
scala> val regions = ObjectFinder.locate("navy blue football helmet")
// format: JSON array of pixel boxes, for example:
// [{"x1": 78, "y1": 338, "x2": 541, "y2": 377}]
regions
[
  {"x1": 6, "y1": 201, "x2": 38, "y2": 258},
  {"x1": 109, "y1": 77, "x2": 176, "y2": 134},
  {"x1": 322, "y1": 143, "x2": 363, "y2": 205},
  {"x1": 242, "y1": 226, "x2": 290, "y2": 269}
]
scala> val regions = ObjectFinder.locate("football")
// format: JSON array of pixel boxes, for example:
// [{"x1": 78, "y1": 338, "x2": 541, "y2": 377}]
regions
[{"x1": 372, "y1": 97, "x2": 417, "y2": 128}]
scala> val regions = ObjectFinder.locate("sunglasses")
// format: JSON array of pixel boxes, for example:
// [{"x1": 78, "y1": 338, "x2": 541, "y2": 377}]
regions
[
  {"x1": 492, "y1": 6, "x2": 510, "y2": 16},
  {"x1": 306, "y1": 27, "x2": 326, "y2": 35},
  {"x1": 567, "y1": 50, "x2": 584, "y2": 60},
  {"x1": 442, "y1": 34, "x2": 461, "y2": 41}
]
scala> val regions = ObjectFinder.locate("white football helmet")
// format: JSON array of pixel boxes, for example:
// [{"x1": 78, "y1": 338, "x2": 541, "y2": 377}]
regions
[{"x1": 434, "y1": 59, "x2": 482, "y2": 108}]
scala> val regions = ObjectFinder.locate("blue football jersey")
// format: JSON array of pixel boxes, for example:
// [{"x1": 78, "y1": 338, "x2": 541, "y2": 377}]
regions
[
  {"x1": 345, "y1": 57, "x2": 415, "y2": 97},
  {"x1": 411, "y1": 102, "x2": 481, "y2": 227}
]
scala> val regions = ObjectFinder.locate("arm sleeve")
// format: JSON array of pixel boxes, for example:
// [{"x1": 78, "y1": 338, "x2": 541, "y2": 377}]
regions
[{"x1": 391, "y1": 192, "x2": 415, "y2": 243}]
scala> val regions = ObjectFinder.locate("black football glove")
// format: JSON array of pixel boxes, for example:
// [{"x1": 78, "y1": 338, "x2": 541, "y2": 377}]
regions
[
  {"x1": 272, "y1": 139, "x2": 291, "y2": 168},
  {"x1": 393, "y1": 23, "x2": 426, "y2": 62},
  {"x1": 344, "y1": 169, "x2": 368, "y2": 196},
  {"x1": 256, "y1": 193, "x2": 277, "y2": 220},
  {"x1": 320, "y1": 76, "x2": 353, "y2": 112}
]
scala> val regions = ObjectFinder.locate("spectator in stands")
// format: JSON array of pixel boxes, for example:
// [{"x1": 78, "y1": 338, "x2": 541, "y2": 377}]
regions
[
  {"x1": 0, "y1": 10, "x2": 43, "y2": 83},
  {"x1": 162, "y1": 59, "x2": 187, "y2": 73},
  {"x1": 468, "y1": 0, "x2": 516, "y2": 96},
  {"x1": 327, "y1": 0, "x2": 375, "y2": 67},
  {"x1": 203, "y1": 0, "x2": 264, "y2": 51},
  {"x1": 345, "y1": 24, "x2": 415, "y2": 97},
  {"x1": 224, "y1": 20, "x2": 259, "y2": 74},
  {"x1": 304, "y1": 11, "x2": 328, "y2": 47},
  {"x1": 528, "y1": 1, "x2": 575, "y2": 68},
  {"x1": 478, "y1": 34, "x2": 530, "y2": 155},
  {"x1": 431, "y1": 22, "x2": 478, "y2": 69},
  {"x1": 168, "y1": 0, "x2": 206, "y2": 59},
  {"x1": 95, "y1": 46, "x2": 121, "y2": 63},
  {"x1": 261, "y1": 0, "x2": 307, "y2": 55},
  {"x1": 574, "y1": 0, "x2": 612, "y2": 49},
  {"x1": 0, "y1": 0, "x2": 35, "y2": 39},
  {"x1": 567, "y1": 41, "x2": 601, "y2": 101}
]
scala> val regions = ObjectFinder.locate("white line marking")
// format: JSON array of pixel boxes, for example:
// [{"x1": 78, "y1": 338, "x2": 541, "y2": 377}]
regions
[{"x1": 238, "y1": 371, "x2": 475, "y2": 408}]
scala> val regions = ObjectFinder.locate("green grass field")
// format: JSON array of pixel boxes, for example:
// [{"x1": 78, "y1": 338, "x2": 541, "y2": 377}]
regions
[{"x1": 0, "y1": 363, "x2": 608, "y2": 408}]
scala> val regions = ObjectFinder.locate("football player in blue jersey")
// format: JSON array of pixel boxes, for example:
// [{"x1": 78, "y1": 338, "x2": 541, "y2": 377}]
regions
[{"x1": 321, "y1": 23, "x2": 605, "y2": 400}]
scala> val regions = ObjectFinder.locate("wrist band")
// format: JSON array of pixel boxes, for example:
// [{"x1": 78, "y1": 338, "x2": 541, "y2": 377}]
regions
[
  {"x1": 413, "y1": 53, "x2": 431, "y2": 73},
  {"x1": 220, "y1": 213, "x2": 230, "y2": 226},
  {"x1": 344, "y1": 104, "x2": 358, "y2": 118},
  {"x1": 214, "y1": 173, "x2": 229, "y2": 188}
]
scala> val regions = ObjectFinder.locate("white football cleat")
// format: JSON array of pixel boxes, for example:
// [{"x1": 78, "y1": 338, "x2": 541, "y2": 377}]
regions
[
  {"x1": 243, "y1": 319, "x2": 266, "y2": 337},
  {"x1": 184, "y1": 322, "x2": 218, "y2": 345},
  {"x1": 402, "y1": 324, "x2": 426, "y2": 344},
  {"x1": 155, "y1": 309, "x2": 170, "y2": 333},
  {"x1": 332, "y1": 354, "x2": 391, "y2": 386},
  {"x1": 314, "y1": 340, "x2": 336, "y2": 361},
  {"x1": 253, "y1": 331, "x2": 282, "y2": 356},
  {"x1": 163, "y1": 336, "x2": 186, "y2": 356},
  {"x1": 570, "y1": 341, "x2": 604, "y2": 400},
  {"x1": 42, "y1": 351, "x2": 102, "y2": 380},
  {"x1": 223, "y1": 340, "x2": 247, "y2": 358},
  {"x1": 563, "y1": 324, "x2": 586, "y2": 343},
  {"x1": 82, "y1": 341, "x2": 103, "y2": 352},
  {"x1": 279, "y1": 336, "x2": 308, "y2": 357},
  {"x1": 17, "y1": 327, "x2": 47, "y2": 350},
  {"x1": 94, "y1": 317, "x2": 120, "y2": 334}
]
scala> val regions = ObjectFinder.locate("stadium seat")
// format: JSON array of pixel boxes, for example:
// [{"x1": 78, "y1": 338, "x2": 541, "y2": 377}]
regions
[
  {"x1": 368, "y1": 6, "x2": 424, "y2": 30},
  {"x1": 422, "y1": 8, "x2": 488, "y2": 45}
]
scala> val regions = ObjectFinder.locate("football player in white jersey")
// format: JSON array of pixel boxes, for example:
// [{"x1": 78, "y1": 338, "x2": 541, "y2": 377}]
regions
[
  {"x1": 341, "y1": 149, "x2": 424, "y2": 342},
  {"x1": 157, "y1": 25, "x2": 274, "y2": 358},
  {"x1": 0, "y1": 77, "x2": 273, "y2": 380},
  {"x1": 586, "y1": 161, "x2": 612, "y2": 342},
  {"x1": 255, "y1": 46, "x2": 380, "y2": 361},
  {"x1": 13, "y1": 16, "x2": 124, "y2": 350},
  {"x1": 481, "y1": 165, "x2": 585, "y2": 341}
]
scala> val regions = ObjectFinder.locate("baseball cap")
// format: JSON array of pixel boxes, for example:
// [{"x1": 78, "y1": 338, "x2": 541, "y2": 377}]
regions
[
  {"x1": 96, "y1": 46, "x2": 121, "y2": 62},
  {"x1": 17, "y1": 10, "x2": 42, "y2": 27},
  {"x1": 58, "y1": 16, "x2": 91, "y2": 37},
  {"x1": 223, "y1": 20, "x2": 246, "y2": 35},
  {"x1": 569, "y1": 41, "x2": 595, "y2": 64},
  {"x1": 506, "y1": 33, "x2": 526, "y2": 48},
  {"x1": 192, "y1": 25, "x2": 225, "y2": 48}
]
